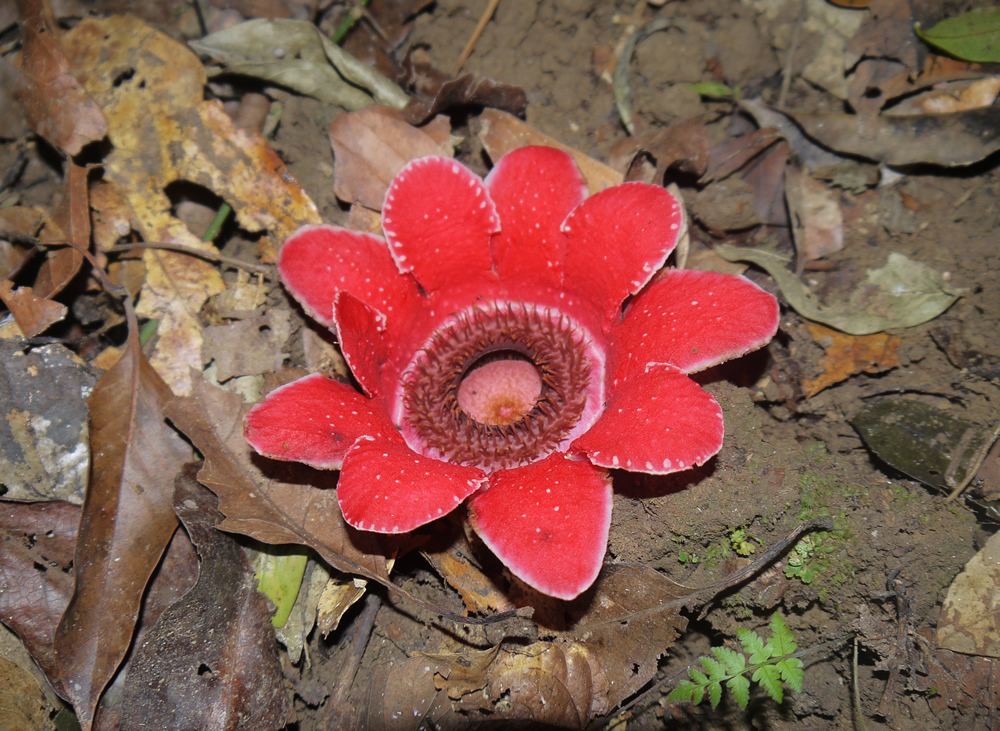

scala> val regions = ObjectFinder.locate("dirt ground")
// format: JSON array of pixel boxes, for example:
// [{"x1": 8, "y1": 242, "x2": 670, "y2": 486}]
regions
[{"x1": 3, "y1": 0, "x2": 1000, "y2": 729}]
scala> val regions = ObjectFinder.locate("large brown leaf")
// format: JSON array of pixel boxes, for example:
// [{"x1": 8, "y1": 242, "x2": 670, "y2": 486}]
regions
[
  {"x1": 54, "y1": 334, "x2": 191, "y2": 730},
  {"x1": 14, "y1": 0, "x2": 108, "y2": 155},
  {"x1": 164, "y1": 373, "x2": 392, "y2": 585},
  {"x1": 0, "y1": 501, "x2": 79, "y2": 698},
  {"x1": 120, "y1": 465, "x2": 290, "y2": 730}
]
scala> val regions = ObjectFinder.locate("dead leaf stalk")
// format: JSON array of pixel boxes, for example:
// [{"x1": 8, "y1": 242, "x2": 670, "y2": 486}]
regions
[
  {"x1": 945, "y1": 418, "x2": 1000, "y2": 502},
  {"x1": 455, "y1": 0, "x2": 502, "y2": 75}
]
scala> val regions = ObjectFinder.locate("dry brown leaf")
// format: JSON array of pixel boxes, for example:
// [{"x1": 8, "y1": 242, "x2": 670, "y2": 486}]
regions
[
  {"x1": 62, "y1": 15, "x2": 321, "y2": 395},
  {"x1": 163, "y1": 372, "x2": 393, "y2": 587},
  {"x1": 316, "y1": 578, "x2": 367, "y2": 636},
  {"x1": 0, "y1": 656, "x2": 51, "y2": 730},
  {"x1": 0, "y1": 280, "x2": 66, "y2": 337},
  {"x1": 608, "y1": 117, "x2": 710, "y2": 184},
  {"x1": 430, "y1": 642, "x2": 607, "y2": 728},
  {"x1": 14, "y1": 0, "x2": 108, "y2": 155},
  {"x1": 422, "y1": 538, "x2": 513, "y2": 616},
  {"x1": 0, "y1": 500, "x2": 80, "y2": 699},
  {"x1": 120, "y1": 465, "x2": 291, "y2": 730},
  {"x1": 478, "y1": 108, "x2": 623, "y2": 195},
  {"x1": 329, "y1": 105, "x2": 454, "y2": 210},
  {"x1": 201, "y1": 309, "x2": 291, "y2": 381},
  {"x1": 89, "y1": 179, "x2": 133, "y2": 251},
  {"x1": 0, "y1": 207, "x2": 66, "y2": 278},
  {"x1": 401, "y1": 74, "x2": 527, "y2": 126},
  {"x1": 936, "y1": 530, "x2": 1000, "y2": 658},
  {"x1": 54, "y1": 331, "x2": 191, "y2": 731},
  {"x1": 802, "y1": 322, "x2": 901, "y2": 398},
  {"x1": 34, "y1": 160, "x2": 88, "y2": 299},
  {"x1": 785, "y1": 168, "x2": 844, "y2": 265}
]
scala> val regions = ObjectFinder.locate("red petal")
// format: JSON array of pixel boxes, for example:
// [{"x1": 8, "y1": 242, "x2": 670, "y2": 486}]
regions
[
  {"x1": 608, "y1": 269, "x2": 780, "y2": 381},
  {"x1": 572, "y1": 365, "x2": 723, "y2": 474},
  {"x1": 244, "y1": 373, "x2": 401, "y2": 469},
  {"x1": 381, "y1": 156, "x2": 500, "y2": 294},
  {"x1": 468, "y1": 454, "x2": 612, "y2": 600},
  {"x1": 278, "y1": 224, "x2": 423, "y2": 334},
  {"x1": 485, "y1": 146, "x2": 586, "y2": 287},
  {"x1": 338, "y1": 439, "x2": 486, "y2": 533},
  {"x1": 562, "y1": 182, "x2": 684, "y2": 322},
  {"x1": 334, "y1": 292, "x2": 388, "y2": 397}
]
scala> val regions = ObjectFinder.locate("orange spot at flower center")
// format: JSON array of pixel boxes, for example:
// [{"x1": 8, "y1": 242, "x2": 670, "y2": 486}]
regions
[{"x1": 457, "y1": 359, "x2": 542, "y2": 426}]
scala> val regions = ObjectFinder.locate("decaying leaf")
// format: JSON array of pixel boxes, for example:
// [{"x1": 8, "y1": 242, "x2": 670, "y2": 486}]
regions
[
  {"x1": 163, "y1": 373, "x2": 392, "y2": 587},
  {"x1": 275, "y1": 560, "x2": 332, "y2": 662},
  {"x1": 422, "y1": 538, "x2": 513, "y2": 616},
  {"x1": 15, "y1": 0, "x2": 108, "y2": 155},
  {"x1": 37, "y1": 160, "x2": 88, "y2": 300},
  {"x1": 329, "y1": 105, "x2": 453, "y2": 210},
  {"x1": 253, "y1": 548, "x2": 309, "y2": 628},
  {"x1": 0, "y1": 500, "x2": 80, "y2": 698},
  {"x1": 62, "y1": 15, "x2": 322, "y2": 394},
  {"x1": 802, "y1": 322, "x2": 900, "y2": 398},
  {"x1": 737, "y1": 100, "x2": 846, "y2": 173},
  {"x1": 478, "y1": 109, "x2": 623, "y2": 194},
  {"x1": 401, "y1": 74, "x2": 527, "y2": 126},
  {"x1": 0, "y1": 340, "x2": 94, "y2": 503},
  {"x1": 916, "y1": 8, "x2": 1000, "y2": 63},
  {"x1": 54, "y1": 334, "x2": 191, "y2": 730},
  {"x1": 0, "y1": 656, "x2": 51, "y2": 730},
  {"x1": 851, "y1": 398, "x2": 990, "y2": 490},
  {"x1": 785, "y1": 168, "x2": 844, "y2": 265},
  {"x1": 201, "y1": 308, "x2": 292, "y2": 382},
  {"x1": 189, "y1": 18, "x2": 408, "y2": 110},
  {"x1": 609, "y1": 117, "x2": 710, "y2": 184},
  {"x1": 716, "y1": 246, "x2": 962, "y2": 335},
  {"x1": 120, "y1": 465, "x2": 291, "y2": 730},
  {"x1": 936, "y1": 530, "x2": 1000, "y2": 658},
  {"x1": 889, "y1": 77, "x2": 1000, "y2": 115},
  {"x1": 0, "y1": 281, "x2": 66, "y2": 337},
  {"x1": 786, "y1": 106, "x2": 1000, "y2": 167}
]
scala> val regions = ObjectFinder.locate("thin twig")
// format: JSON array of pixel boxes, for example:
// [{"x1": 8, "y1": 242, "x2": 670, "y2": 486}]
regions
[
  {"x1": 455, "y1": 0, "x2": 501, "y2": 75},
  {"x1": 853, "y1": 637, "x2": 870, "y2": 731},
  {"x1": 107, "y1": 242, "x2": 273, "y2": 275},
  {"x1": 778, "y1": 1, "x2": 805, "y2": 109},
  {"x1": 325, "y1": 592, "x2": 382, "y2": 730}
]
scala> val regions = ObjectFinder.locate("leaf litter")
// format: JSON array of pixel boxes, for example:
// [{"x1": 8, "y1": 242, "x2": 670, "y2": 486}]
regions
[{"x1": 3, "y1": 0, "x2": 1000, "y2": 727}]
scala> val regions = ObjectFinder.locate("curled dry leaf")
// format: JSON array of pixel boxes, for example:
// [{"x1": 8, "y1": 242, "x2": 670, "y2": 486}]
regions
[
  {"x1": 0, "y1": 281, "x2": 66, "y2": 337},
  {"x1": 0, "y1": 340, "x2": 94, "y2": 503},
  {"x1": 35, "y1": 160, "x2": 89, "y2": 301},
  {"x1": 787, "y1": 106, "x2": 1000, "y2": 167},
  {"x1": 163, "y1": 372, "x2": 392, "y2": 587},
  {"x1": 785, "y1": 168, "x2": 844, "y2": 265},
  {"x1": 54, "y1": 336, "x2": 191, "y2": 731},
  {"x1": 62, "y1": 15, "x2": 321, "y2": 395},
  {"x1": 328, "y1": 105, "x2": 454, "y2": 210},
  {"x1": 801, "y1": 322, "x2": 900, "y2": 398},
  {"x1": 189, "y1": 18, "x2": 408, "y2": 110},
  {"x1": 401, "y1": 74, "x2": 528, "y2": 126},
  {"x1": 716, "y1": 247, "x2": 962, "y2": 335},
  {"x1": 936, "y1": 530, "x2": 1000, "y2": 658},
  {"x1": 201, "y1": 308, "x2": 292, "y2": 382},
  {"x1": 0, "y1": 500, "x2": 80, "y2": 698},
  {"x1": 120, "y1": 465, "x2": 291, "y2": 730},
  {"x1": 14, "y1": 0, "x2": 107, "y2": 155},
  {"x1": 608, "y1": 117, "x2": 710, "y2": 184}
]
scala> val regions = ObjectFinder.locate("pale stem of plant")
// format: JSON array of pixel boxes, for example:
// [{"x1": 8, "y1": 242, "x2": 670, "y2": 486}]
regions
[
  {"x1": 946, "y1": 418, "x2": 1000, "y2": 502},
  {"x1": 455, "y1": 0, "x2": 502, "y2": 75}
]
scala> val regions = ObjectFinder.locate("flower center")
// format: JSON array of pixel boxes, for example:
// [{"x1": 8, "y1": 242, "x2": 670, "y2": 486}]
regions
[
  {"x1": 398, "y1": 302, "x2": 604, "y2": 472},
  {"x1": 457, "y1": 355, "x2": 542, "y2": 426}
]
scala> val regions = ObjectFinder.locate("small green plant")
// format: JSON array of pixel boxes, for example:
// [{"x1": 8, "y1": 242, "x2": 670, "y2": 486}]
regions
[
  {"x1": 784, "y1": 535, "x2": 817, "y2": 583},
  {"x1": 668, "y1": 614, "x2": 804, "y2": 710},
  {"x1": 729, "y1": 528, "x2": 761, "y2": 557},
  {"x1": 677, "y1": 550, "x2": 699, "y2": 565}
]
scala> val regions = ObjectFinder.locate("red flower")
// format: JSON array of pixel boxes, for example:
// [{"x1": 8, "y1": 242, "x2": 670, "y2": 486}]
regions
[{"x1": 245, "y1": 147, "x2": 779, "y2": 600}]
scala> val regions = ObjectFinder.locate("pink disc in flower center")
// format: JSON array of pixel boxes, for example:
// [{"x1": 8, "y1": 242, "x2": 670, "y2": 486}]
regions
[{"x1": 457, "y1": 358, "x2": 542, "y2": 426}]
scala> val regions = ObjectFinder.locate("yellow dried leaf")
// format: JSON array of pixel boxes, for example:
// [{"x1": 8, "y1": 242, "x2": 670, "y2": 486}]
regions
[
  {"x1": 62, "y1": 16, "x2": 321, "y2": 394},
  {"x1": 802, "y1": 322, "x2": 900, "y2": 398}
]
